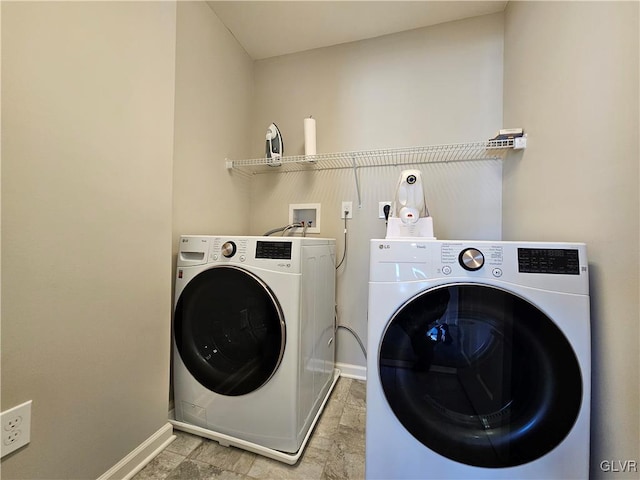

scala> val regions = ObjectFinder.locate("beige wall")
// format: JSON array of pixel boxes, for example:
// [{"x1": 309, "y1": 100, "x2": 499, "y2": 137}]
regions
[
  {"x1": 503, "y1": 1, "x2": 639, "y2": 476},
  {"x1": 1, "y1": 2, "x2": 177, "y2": 478},
  {"x1": 170, "y1": 0, "x2": 253, "y2": 407},
  {"x1": 250, "y1": 12, "x2": 504, "y2": 156},
  {"x1": 2, "y1": 2, "x2": 638, "y2": 477},
  {"x1": 248, "y1": 13, "x2": 504, "y2": 368},
  {"x1": 172, "y1": 1, "x2": 253, "y2": 253}
]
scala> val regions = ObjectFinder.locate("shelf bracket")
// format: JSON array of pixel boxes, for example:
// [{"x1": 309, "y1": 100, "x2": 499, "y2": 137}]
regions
[
  {"x1": 351, "y1": 155, "x2": 362, "y2": 209},
  {"x1": 513, "y1": 135, "x2": 527, "y2": 149}
]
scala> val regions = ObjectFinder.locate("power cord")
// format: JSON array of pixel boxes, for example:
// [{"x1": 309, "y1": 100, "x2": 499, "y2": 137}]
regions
[
  {"x1": 383, "y1": 204, "x2": 391, "y2": 226},
  {"x1": 334, "y1": 306, "x2": 367, "y2": 359},
  {"x1": 335, "y1": 212, "x2": 348, "y2": 270},
  {"x1": 337, "y1": 325, "x2": 367, "y2": 360},
  {"x1": 333, "y1": 212, "x2": 366, "y2": 359}
]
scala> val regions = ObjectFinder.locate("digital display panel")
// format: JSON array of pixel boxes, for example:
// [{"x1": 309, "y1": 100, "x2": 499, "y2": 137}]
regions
[
  {"x1": 518, "y1": 248, "x2": 580, "y2": 275},
  {"x1": 256, "y1": 241, "x2": 292, "y2": 260}
]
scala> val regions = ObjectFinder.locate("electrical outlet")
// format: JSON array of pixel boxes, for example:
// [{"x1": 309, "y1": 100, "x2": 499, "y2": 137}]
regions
[
  {"x1": 1, "y1": 400, "x2": 32, "y2": 458},
  {"x1": 341, "y1": 201, "x2": 353, "y2": 219},
  {"x1": 378, "y1": 201, "x2": 392, "y2": 219}
]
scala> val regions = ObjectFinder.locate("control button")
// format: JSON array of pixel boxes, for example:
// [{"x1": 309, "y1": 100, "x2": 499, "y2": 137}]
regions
[
  {"x1": 221, "y1": 241, "x2": 237, "y2": 258},
  {"x1": 492, "y1": 268, "x2": 503, "y2": 277},
  {"x1": 212, "y1": 254, "x2": 219, "y2": 261},
  {"x1": 442, "y1": 265, "x2": 452, "y2": 275},
  {"x1": 459, "y1": 248, "x2": 484, "y2": 271},
  {"x1": 239, "y1": 255, "x2": 246, "y2": 262}
]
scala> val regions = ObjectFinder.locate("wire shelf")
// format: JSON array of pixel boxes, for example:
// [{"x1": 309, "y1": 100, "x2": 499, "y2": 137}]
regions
[{"x1": 225, "y1": 138, "x2": 523, "y2": 175}]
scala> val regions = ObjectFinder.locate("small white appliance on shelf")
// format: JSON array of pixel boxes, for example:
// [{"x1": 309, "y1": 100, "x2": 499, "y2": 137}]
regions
[{"x1": 386, "y1": 169, "x2": 435, "y2": 239}]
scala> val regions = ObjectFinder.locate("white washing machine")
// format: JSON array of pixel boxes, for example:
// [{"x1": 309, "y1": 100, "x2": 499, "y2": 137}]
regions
[
  {"x1": 171, "y1": 235, "x2": 337, "y2": 463},
  {"x1": 366, "y1": 239, "x2": 590, "y2": 479}
]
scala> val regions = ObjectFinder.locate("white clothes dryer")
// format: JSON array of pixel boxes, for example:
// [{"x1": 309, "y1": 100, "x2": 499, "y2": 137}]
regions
[
  {"x1": 171, "y1": 236, "x2": 337, "y2": 462},
  {"x1": 366, "y1": 240, "x2": 590, "y2": 479}
]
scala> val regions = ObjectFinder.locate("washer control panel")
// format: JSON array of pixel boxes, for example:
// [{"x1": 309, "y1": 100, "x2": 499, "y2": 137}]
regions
[
  {"x1": 255, "y1": 241, "x2": 292, "y2": 260},
  {"x1": 208, "y1": 238, "x2": 294, "y2": 263},
  {"x1": 211, "y1": 238, "x2": 249, "y2": 262}
]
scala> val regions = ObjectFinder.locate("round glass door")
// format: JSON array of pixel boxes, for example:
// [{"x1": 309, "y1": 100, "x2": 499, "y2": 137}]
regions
[
  {"x1": 379, "y1": 284, "x2": 582, "y2": 468},
  {"x1": 174, "y1": 266, "x2": 286, "y2": 396}
]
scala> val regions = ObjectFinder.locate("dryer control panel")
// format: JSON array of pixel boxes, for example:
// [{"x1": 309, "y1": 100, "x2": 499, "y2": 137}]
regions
[
  {"x1": 440, "y1": 242, "x2": 504, "y2": 278},
  {"x1": 517, "y1": 248, "x2": 580, "y2": 275},
  {"x1": 369, "y1": 239, "x2": 588, "y2": 295}
]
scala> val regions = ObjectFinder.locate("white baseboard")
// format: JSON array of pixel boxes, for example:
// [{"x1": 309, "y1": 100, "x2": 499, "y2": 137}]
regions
[
  {"x1": 336, "y1": 362, "x2": 367, "y2": 381},
  {"x1": 97, "y1": 423, "x2": 175, "y2": 480}
]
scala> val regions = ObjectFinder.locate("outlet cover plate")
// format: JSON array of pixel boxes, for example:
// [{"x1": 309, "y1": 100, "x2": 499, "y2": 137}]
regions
[
  {"x1": 378, "y1": 201, "x2": 392, "y2": 219},
  {"x1": 341, "y1": 201, "x2": 353, "y2": 219},
  {"x1": 1, "y1": 400, "x2": 32, "y2": 457}
]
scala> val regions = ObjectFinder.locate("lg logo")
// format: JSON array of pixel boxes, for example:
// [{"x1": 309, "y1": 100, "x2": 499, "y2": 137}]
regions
[{"x1": 378, "y1": 244, "x2": 390, "y2": 250}]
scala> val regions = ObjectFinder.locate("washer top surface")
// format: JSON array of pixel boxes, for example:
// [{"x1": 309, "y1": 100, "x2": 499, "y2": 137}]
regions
[
  {"x1": 178, "y1": 235, "x2": 335, "y2": 271},
  {"x1": 369, "y1": 239, "x2": 588, "y2": 295}
]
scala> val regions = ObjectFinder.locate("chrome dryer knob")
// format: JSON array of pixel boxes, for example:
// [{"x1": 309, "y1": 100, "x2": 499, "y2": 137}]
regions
[
  {"x1": 221, "y1": 241, "x2": 237, "y2": 258},
  {"x1": 459, "y1": 248, "x2": 484, "y2": 271}
]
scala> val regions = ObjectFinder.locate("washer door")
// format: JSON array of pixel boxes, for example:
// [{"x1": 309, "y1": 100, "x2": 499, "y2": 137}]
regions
[
  {"x1": 174, "y1": 266, "x2": 286, "y2": 396},
  {"x1": 379, "y1": 284, "x2": 582, "y2": 468}
]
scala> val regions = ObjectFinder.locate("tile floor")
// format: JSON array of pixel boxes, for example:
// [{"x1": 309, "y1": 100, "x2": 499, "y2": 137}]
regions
[{"x1": 133, "y1": 377, "x2": 366, "y2": 480}]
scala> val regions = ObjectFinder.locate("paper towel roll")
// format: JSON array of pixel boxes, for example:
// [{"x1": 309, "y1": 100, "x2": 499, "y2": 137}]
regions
[{"x1": 304, "y1": 116, "x2": 316, "y2": 156}]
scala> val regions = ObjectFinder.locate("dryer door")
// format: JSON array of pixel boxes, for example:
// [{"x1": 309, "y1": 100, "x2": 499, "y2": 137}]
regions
[
  {"x1": 379, "y1": 283, "x2": 582, "y2": 468},
  {"x1": 174, "y1": 266, "x2": 286, "y2": 396}
]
